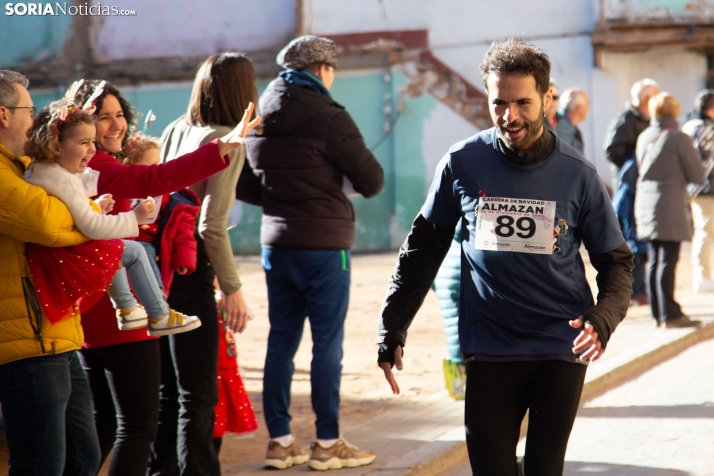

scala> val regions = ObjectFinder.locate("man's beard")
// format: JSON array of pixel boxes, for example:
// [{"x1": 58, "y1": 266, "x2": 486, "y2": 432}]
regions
[{"x1": 494, "y1": 105, "x2": 545, "y2": 152}]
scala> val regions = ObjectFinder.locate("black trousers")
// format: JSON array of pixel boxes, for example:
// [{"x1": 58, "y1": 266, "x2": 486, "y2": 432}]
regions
[
  {"x1": 79, "y1": 339, "x2": 160, "y2": 476},
  {"x1": 646, "y1": 240, "x2": 683, "y2": 324},
  {"x1": 465, "y1": 360, "x2": 586, "y2": 476},
  {"x1": 149, "y1": 238, "x2": 220, "y2": 476}
]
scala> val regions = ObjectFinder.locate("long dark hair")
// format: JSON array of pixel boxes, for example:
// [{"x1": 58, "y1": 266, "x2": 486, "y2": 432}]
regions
[
  {"x1": 187, "y1": 52, "x2": 261, "y2": 131},
  {"x1": 71, "y1": 80, "x2": 137, "y2": 155}
]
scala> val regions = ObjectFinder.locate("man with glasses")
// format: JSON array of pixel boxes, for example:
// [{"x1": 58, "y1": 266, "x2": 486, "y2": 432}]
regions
[{"x1": 0, "y1": 69, "x2": 100, "y2": 475}]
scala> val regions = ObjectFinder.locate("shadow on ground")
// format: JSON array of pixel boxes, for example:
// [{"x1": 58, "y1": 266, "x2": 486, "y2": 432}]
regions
[
  {"x1": 565, "y1": 461, "x2": 690, "y2": 475},
  {"x1": 579, "y1": 403, "x2": 714, "y2": 419}
]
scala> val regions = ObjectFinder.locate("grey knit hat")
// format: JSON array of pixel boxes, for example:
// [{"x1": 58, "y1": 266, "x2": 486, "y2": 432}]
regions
[{"x1": 276, "y1": 35, "x2": 338, "y2": 70}]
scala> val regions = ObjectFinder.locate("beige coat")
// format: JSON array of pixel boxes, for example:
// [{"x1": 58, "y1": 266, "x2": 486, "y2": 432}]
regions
[{"x1": 635, "y1": 117, "x2": 706, "y2": 242}]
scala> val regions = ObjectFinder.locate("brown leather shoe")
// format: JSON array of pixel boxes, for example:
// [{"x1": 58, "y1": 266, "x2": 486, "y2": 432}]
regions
[{"x1": 664, "y1": 316, "x2": 702, "y2": 328}]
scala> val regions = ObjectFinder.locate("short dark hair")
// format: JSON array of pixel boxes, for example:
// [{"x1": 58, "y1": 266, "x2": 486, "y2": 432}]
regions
[
  {"x1": 187, "y1": 52, "x2": 261, "y2": 130},
  {"x1": 71, "y1": 80, "x2": 136, "y2": 155},
  {"x1": 0, "y1": 70, "x2": 29, "y2": 108},
  {"x1": 480, "y1": 38, "x2": 551, "y2": 96},
  {"x1": 695, "y1": 89, "x2": 714, "y2": 114}
]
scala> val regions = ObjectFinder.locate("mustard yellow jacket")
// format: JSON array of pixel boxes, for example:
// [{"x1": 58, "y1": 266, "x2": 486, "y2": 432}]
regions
[{"x1": 0, "y1": 143, "x2": 88, "y2": 366}]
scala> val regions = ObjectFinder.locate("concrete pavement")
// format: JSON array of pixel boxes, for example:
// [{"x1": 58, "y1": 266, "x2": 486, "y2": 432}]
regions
[{"x1": 222, "y1": 246, "x2": 714, "y2": 475}]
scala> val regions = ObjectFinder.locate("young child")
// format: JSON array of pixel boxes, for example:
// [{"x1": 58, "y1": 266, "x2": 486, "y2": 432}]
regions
[
  {"x1": 213, "y1": 285, "x2": 258, "y2": 455},
  {"x1": 23, "y1": 98, "x2": 201, "y2": 336},
  {"x1": 122, "y1": 135, "x2": 202, "y2": 295}
]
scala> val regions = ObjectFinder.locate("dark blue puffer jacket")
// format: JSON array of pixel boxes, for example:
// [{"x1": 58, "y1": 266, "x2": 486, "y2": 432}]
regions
[{"x1": 432, "y1": 222, "x2": 463, "y2": 363}]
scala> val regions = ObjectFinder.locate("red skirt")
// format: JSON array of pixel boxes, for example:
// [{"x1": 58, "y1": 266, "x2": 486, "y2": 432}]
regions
[
  {"x1": 27, "y1": 240, "x2": 124, "y2": 323},
  {"x1": 213, "y1": 319, "x2": 258, "y2": 438}
]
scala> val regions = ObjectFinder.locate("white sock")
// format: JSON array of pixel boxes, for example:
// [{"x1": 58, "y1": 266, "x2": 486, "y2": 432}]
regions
[
  {"x1": 316, "y1": 438, "x2": 339, "y2": 448},
  {"x1": 273, "y1": 434, "x2": 294, "y2": 447}
]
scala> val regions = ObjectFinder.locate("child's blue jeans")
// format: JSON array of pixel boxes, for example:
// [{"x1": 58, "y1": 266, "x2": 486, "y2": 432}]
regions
[{"x1": 109, "y1": 240, "x2": 168, "y2": 318}]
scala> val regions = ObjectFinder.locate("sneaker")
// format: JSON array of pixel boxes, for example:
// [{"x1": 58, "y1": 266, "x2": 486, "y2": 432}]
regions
[
  {"x1": 308, "y1": 439, "x2": 376, "y2": 471},
  {"x1": 664, "y1": 315, "x2": 702, "y2": 329},
  {"x1": 693, "y1": 278, "x2": 714, "y2": 293},
  {"x1": 116, "y1": 305, "x2": 148, "y2": 331},
  {"x1": 147, "y1": 309, "x2": 201, "y2": 336},
  {"x1": 264, "y1": 439, "x2": 309, "y2": 470}
]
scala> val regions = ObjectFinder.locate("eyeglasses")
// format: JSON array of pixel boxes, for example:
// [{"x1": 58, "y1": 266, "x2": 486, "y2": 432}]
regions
[
  {"x1": 5, "y1": 106, "x2": 36, "y2": 117},
  {"x1": 552, "y1": 95, "x2": 560, "y2": 100}
]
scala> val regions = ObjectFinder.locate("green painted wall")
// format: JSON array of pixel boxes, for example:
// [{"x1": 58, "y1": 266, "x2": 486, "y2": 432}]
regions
[
  {"x1": 390, "y1": 70, "x2": 437, "y2": 247},
  {"x1": 28, "y1": 69, "x2": 441, "y2": 253},
  {"x1": 0, "y1": 14, "x2": 72, "y2": 67}
]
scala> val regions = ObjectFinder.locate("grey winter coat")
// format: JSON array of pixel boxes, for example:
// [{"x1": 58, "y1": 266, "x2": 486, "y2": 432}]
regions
[{"x1": 634, "y1": 117, "x2": 706, "y2": 242}]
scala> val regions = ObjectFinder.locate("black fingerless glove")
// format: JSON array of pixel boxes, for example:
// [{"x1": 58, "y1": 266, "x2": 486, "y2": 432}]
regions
[{"x1": 377, "y1": 343, "x2": 403, "y2": 368}]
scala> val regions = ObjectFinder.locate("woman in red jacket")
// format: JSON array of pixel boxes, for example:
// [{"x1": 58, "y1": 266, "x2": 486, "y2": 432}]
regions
[{"x1": 69, "y1": 80, "x2": 260, "y2": 476}]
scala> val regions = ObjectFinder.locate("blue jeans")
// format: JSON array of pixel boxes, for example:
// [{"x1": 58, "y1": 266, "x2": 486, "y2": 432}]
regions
[
  {"x1": 137, "y1": 240, "x2": 162, "y2": 290},
  {"x1": 109, "y1": 240, "x2": 167, "y2": 318},
  {"x1": 261, "y1": 248, "x2": 350, "y2": 439},
  {"x1": 0, "y1": 351, "x2": 100, "y2": 475}
]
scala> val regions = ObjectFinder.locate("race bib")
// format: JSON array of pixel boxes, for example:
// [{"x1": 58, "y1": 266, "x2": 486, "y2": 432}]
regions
[{"x1": 474, "y1": 197, "x2": 555, "y2": 254}]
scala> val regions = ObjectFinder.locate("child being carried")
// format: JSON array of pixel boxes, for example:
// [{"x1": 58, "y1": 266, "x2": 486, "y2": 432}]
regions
[{"x1": 24, "y1": 97, "x2": 200, "y2": 336}]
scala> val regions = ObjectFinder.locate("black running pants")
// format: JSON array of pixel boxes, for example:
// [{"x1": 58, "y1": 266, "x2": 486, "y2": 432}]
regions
[{"x1": 465, "y1": 359, "x2": 586, "y2": 476}]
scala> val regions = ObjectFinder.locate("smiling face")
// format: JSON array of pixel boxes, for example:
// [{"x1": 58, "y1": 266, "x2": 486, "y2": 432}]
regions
[
  {"x1": 487, "y1": 72, "x2": 551, "y2": 151},
  {"x1": 57, "y1": 122, "x2": 96, "y2": 174},
  {"x1": 95, "y1": 94, "x2": 127, "y2": 153}
]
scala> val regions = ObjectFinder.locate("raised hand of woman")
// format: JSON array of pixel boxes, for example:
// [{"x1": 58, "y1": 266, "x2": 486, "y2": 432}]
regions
[{"x1": 217, "y1": 102, "x2": 262, "y2": 157}]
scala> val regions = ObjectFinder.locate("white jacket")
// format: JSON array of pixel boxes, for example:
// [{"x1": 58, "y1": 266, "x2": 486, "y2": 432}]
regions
[{"x1": 25, "y1": 161, "x2": 138, "y2": 240}]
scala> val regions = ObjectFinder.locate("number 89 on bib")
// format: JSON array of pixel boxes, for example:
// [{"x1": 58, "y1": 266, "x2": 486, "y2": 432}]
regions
[{"x1": 474, "y1": 197, "x2": 556, "y2": 255}]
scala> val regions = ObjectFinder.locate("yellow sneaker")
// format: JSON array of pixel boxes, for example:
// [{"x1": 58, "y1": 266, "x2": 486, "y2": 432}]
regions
[
  {"x1": 116, "y1": 304, "x2": 148, "y2": 331},
  {"x1": 147, "y1": 309, "x2": 201, "y2": 336}
]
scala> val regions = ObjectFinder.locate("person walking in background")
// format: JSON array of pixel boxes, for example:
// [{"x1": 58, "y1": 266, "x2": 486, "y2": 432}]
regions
[
  {"x1": 682, "y1": 90, "x2": 714, "y2": 293},
  {"x1": 605, "y1": 78, "x2": 660, "y2": 306},
  {"x1": 555, "y1": 87, "x2": 590, "y2": 155},
  {"x1": 635, "y1": 92, "x2": 706, "y2": 328},
  {"x1": 545, "y1": 79, "x2": 559, "y2": 131},
  {"x1": 0, "y1": 69, "x2": 100, "y2": 475},
  {"x1": 605, "y1": 79, "x2": 659, "y2": 186},
  {"x1": 152, "y1": 52, "x2": 261, "y2": 476},
  {"x1": 237, "y1": 35, "x2": 384, "y2": 471}
]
